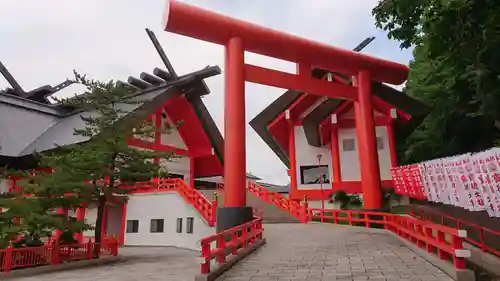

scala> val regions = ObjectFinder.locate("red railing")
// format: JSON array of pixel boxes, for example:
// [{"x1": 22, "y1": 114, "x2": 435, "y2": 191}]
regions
[
  {"x1": 0, "y1": 237, "x2": 119, "y2": 272},
  {"x1": 409, "y1": 205, "x2": 500, "y2": 257},
  {"x1": 310, "y1": 208, "x2": 470, "y2": 269},
  {"x1": 172, "y1": 179, "x2": 217, "y2": 227},
  {"x1": 247, "y1": 181, "x2": 309, "y2": 223},
  {"x1": 198, "y1": 218, "x2": 263, "y2": 274}
]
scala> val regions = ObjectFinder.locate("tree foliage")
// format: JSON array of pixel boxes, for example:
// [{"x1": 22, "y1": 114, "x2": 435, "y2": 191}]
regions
[{"x1": 373, "y1": 0, "x2": 500, "y2": 163}]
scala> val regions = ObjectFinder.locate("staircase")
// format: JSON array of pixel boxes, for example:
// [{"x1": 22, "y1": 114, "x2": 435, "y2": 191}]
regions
[
  {"x1": 200, "y1": 181, "x2": 308, "y2": 224},
  {"x1": 138, "y1": 178, "x2": 307, "y2": 225},
  {"x1": 200, "y1": 189, "x2": 301, "y2": 223}
]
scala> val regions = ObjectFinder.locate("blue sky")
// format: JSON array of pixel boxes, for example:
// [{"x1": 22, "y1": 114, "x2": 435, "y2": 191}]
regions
[{"x1": 0, "y1": 0, "x2": 412, "y2": 184}]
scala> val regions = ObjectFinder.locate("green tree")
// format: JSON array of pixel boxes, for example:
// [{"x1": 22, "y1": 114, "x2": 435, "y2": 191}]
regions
[
  {"x1": 373, "y1": 0, "x2": 500, "y2": 164},
  {"x1": 19, "y1": 71, "x2": 176, "y2": 256}
]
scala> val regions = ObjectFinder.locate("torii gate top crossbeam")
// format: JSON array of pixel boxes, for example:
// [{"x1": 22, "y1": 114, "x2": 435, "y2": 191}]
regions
[{"x1": 162, "y1": 0, "x2": 408, "y2": 85}]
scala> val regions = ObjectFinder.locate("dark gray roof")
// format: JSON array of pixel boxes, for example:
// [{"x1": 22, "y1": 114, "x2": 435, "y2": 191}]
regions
[
  {"x1": 0, "y1": 66, "x2": 222, "y2": 158},
  {"x1": 0, "y1": 86, "x2": 171, "y2": 157},
  {"x1": 256, "y1": 182, "x2": 290, "y2": 193}
]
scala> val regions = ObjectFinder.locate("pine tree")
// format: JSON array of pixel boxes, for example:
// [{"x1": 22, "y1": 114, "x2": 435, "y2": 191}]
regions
[{"x1": 19, "y1": 71, "x2": 176, "y2": 256}]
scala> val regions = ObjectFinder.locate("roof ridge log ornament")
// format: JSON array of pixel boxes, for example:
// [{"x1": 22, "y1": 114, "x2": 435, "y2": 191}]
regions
[{"x1": 162, "y1": 0, "x2": 408, "y2": 85}]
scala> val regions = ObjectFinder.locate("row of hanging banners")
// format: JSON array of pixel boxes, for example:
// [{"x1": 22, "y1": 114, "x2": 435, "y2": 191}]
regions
[{"x1": 390, "y1": 147, "x2": 500, "y2": 217}]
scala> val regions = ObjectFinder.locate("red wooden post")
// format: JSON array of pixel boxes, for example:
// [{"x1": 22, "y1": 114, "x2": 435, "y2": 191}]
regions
[
  {"x1": 211, "y1": 192, "x2": 218, "y2": 226},
  {"x1": 425, "y1": 227, "x2": 435, "y2": 253},
  {"x1": 436, "y1": 231, "x2": 448, "y2": 259},
  {"x1": 287, "y1": 108, "x2": 298, "y2": 198},
  {"x1": 113, "y1": 237, "x2": 119, "y2": 256},
  {"x1": 87, "y1": 238, "x2": 93, "y2": 260},
  {"x1": 75, "y1": 206, "x2": 86, "y2": 243},
  {"x1": 354, "y1": 71, "x2": 382, "y2": 209},
  {"x1": 51, "y1": 242, "x2": 60, "y2": 265},
  {"x1": 241, "y1": 227, "x2": 248, "y2": 248},
  {"x1": 3, "y1": 245, "x2": 13, "y2": 272},
  {"x1": 451, "y1": 235, "x2": 465, "y2": 269},
  {"x1": 479, "y1": 229, "x2": 486, "y2": 252},
  {"x1": 216, "y1": 235, "x2": 226, "y2": 264},
  {"x1": 231, "y1": 232, "x2": 238, "y2": 255},
  {"x1": 224, "y1": 36, "x2": 247, "y2": 208},
  {"x1": 301, "y1": 195, "x2": 309, "y2": 223},
  {"x1": 200, "y1": 242, "x2": 210, "y2": 274},
  {"x1": 256, "y1": 219, "x2": 263, "y2": 240}
]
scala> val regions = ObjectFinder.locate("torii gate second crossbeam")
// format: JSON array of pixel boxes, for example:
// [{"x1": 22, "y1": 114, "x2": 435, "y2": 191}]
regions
[{"x1": 162, "y1": 0, "x2": 409, "y2": 231}]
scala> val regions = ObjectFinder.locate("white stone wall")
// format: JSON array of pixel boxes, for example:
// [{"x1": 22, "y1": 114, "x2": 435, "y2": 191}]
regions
[
  {"x1": 293, "y1": 108, "x2": 392, "y2": 189},
  {"x1": 124, "y1": 192, "x2": 214, "y2": 251}
]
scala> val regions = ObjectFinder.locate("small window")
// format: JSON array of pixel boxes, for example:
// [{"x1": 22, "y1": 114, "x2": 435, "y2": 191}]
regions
[
  {"x1": 150, "y1": 219, "x2": 164, "y2": 233},
  {"x1": 186, "y1": 217, "x2": 194, "y2": 234},
  {"x1": 300, "y1": 165, "x2": 330, "y2": 185},
  {"x1": 176, "y1": 218, "x2": 183, "y2": 233},
  {"x1": 376, "y1": 137, "x2": 384, "y2": 150},
  {"x1": 126, "y1": 220, "x2": 139, "y2": 233},
  {"x1": 168, "y1": 173, "x2": 185, "y2": 180},
  {"x1": 342, "y1": 138, "x2": 355, "y2": 151}
]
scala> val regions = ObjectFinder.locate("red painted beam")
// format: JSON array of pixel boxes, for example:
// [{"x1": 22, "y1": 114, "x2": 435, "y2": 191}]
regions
[
  {"x1": 337, "y1": 117, "x2": 389, "y2": 128},
  {"x1": 267, "y1": 94, "x2": 308, "y2": 129},
  {"x1": 127, "y1": 137, "x2": 188, "y2": 156},
  {"x1": 244, "y1": 64, "x2": 357, "y2": 101},
  {"x1": 267, "y1": 94, "x2": 319, "y2": 130},
  {"x1": 163, "y1": 0, "x2": 408, "y2": 85}
]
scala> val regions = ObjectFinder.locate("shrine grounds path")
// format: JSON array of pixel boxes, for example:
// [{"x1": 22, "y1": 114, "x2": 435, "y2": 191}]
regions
[
  {"x1": 15, "y1": 223, "x2": 451, "y2": 281},
  {"x1": 219, "y1": 223, "x2": 452, "y2": 281}
]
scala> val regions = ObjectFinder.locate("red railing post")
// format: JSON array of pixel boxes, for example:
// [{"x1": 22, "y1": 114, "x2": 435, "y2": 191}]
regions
[
  {"x1": 112, "y1": 237, "x2": 119, "y2": 256},
  {"x1": 301, "y1": 195, "x2": 309, "y2": 223},
  {"x1": 3, "y1": 245, "x2": 13, "y2": 272},
  {"x1": 241, "y1": 227, "x2": 248, "y2": 248},
  {"x1": 51, "y1": 241, "x2": 60, "y2": 265},
  {"x1": 436, "y1": 231, "x2": 448, "y2": 260},
  {"x1": 216, "y1": 236, "x2": 226, "y2": 264},
  {"x1": 424, "y1": 227, "x2": 435, "y2": 253},
  {"x1": 200, "y1": 242, "x2": 210, "y2": 274},
  {"x1": 87, "y1": 238, "x2": 93, "y2": 260},
  {"x1": 451, "y1": 235, "x2": 466, "y2": 269},
  {"x1": 211, "y1": 192, "x2": 218, "y2": 226},
  {"x1": 231, "y1": 232, "x2": 238, "y2": 256},
  {"x1": 256, "y1": 219, "x2": 263, "y2": 240},
  {"x1": 479, "y1": 229, "x2": 486, "y2": 252}
]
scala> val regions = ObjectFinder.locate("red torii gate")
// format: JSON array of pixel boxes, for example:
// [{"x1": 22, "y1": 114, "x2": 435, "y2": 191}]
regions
[{"x1": 162, "y1": 0, "x2": 408, "y2": 230}]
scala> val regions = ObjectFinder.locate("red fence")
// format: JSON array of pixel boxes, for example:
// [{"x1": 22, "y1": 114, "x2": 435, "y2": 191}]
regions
[
  {"x1": 309, "y1": 208, "x2": 470, "y2": 269},
  {"x1": 409, "y1": 205, "x2": 500, "y2": 257},
  {"x1": 172, "y1": 180, "x2": 217, "y2": 226},
  {"x1": 198, "y1": 218, "x2": 263, "y2": 274},
  {"x1": 247, "y1": 181, "x2": 309, "y2": 223},
  {"x1": 1, "y1": 238, "x2": 119, "y2": 272}
]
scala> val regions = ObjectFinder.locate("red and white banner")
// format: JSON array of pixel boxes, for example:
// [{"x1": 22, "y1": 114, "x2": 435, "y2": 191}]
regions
[{"x1": 391, "y1": 148, "x2": 500, "y2": 217}]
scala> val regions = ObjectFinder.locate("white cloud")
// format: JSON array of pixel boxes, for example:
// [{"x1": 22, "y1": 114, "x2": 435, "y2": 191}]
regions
[{"x1": 0, "y1": 0, "x2": 412, "y2": 184}]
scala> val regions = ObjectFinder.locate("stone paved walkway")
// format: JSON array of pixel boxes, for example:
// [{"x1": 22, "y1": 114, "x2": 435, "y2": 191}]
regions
[
  {"x1": 13, "y1": 223, "x2": 452, "y2": 281},
  {"x1": 15, "y1": 247, "x2": 199, "y2": 281},
  {"x1": 219, "y1": 223, "x2": 453, "y2": 281}
]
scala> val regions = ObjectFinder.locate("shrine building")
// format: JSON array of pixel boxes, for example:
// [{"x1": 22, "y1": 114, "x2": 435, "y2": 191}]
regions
[
  {"x1": 250, "y1": 68, "x2": 429, "y2": 207},
  {"x1": 0, "y1": 58, "x2": 224, "y2": 250}
]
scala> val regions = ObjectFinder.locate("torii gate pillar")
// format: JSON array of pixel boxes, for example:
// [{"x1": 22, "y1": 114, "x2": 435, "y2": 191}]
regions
[
  {"x1": 217, "y1": 37, "x2": 254, "y2": 231},
  {"x1": 355, "y1": 71, "x2": 382, "y2": 209}
]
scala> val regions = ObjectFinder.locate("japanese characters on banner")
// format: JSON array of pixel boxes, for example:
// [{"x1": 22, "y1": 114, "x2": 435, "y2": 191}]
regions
[{"x1": 390, "y1": 147, "x2": 500, "y2": 217}]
